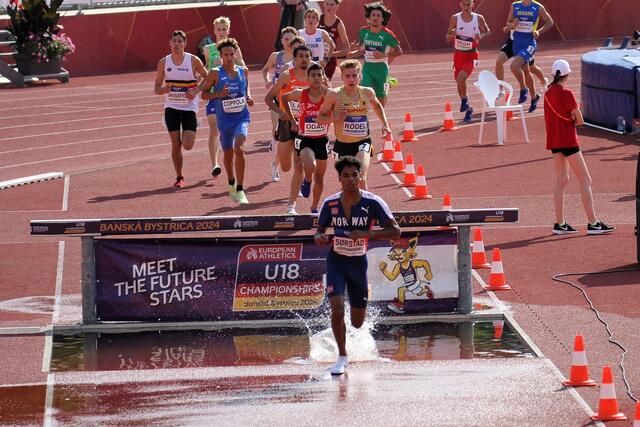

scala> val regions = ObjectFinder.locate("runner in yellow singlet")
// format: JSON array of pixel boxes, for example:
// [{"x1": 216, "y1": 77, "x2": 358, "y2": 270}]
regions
[{"x1": 317, "y1": 59, "x2": 391, "y2": 190}]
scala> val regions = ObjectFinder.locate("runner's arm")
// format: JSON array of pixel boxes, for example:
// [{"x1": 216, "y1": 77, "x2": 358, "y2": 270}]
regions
[
  {"x1": 199, "y1": 70, "x2": 219, "y2": 100},
  {"x1": 244, "y1": 67, "x2": 254, "y2": 106},
  {"x1": 366, "y1": 87, "x2": 391, "y2": 136},
  {"x1": 282, "y1": 89, "x2": 302, "y2": 129},
  {"x1": 332, "y1": 20, "x2": 351, "y2": 58},
  {"x1": 535, "y1": 6, "x2": 555, "y2": 39},
  {"x1": 316, "y1": 90, "x2": 337, "y2": 125},
  {"x1": 478, "y1": 15, "x2": 491, "y2": 39},
  {"x1": 572, "y1": 108, "x2": 584, "y2": 126},
  {"x1": 192, "y1": 56, "x2": 209, "y2": 92},
  {"x1": 262, "y1": 52, "x2": 277, "y2": 88},
  {"x1": 445, "y1": 15, "x2": 457, "y2": 43},
  {"x1": 321, "y1": 30, "x2": 336, "y2": 67},
  {"x1": 154, "y1": 58, "x2": 169, "y2": 95},
  {"x1": 203, "y1": 45, "x2": 211, "y2": 69},
  {"x1": 505, "y1": 4, "x2": 516, "y2": 31},
  {"x1": 387, "y1": 44, "x2": 403, "y2": 64},
  {"x1": 235, "y1": 46, "x2": 247, "y2": 67},
  {"x1": 265, "y1": 71, "x2": 291, "y2": 120}
]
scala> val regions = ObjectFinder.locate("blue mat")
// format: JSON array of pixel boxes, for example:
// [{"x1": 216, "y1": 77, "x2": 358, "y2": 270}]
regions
[{"x1": 581, "y1": 49, "x2": 640, "y2": 131}]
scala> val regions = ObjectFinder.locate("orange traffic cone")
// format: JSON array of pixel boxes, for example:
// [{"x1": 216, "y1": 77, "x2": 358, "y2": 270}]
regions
[
  {"x1": 591, "y1": 366, "x2": 628, "y2": 421},
  {"x1": 562, "y1": 335, "x2": 597, "y2": 387},
  {"x1": 472, "y1": 229, "x2": 491, "y2": 269},
  {"x1": 440, "y1": 102, "x2": 458, "y2": 131},
  {"x1": 633, "y1": 402, "x2": 639, "y2": 427},
  {"x1": 437, "y1": 194, "x2": 452, "y2": 230},
  {"x1": 411, "y1": 165, "x2": 432, "y2": 199},
  {"x1": 493, "y1": 319, "x2": 504, "y2": 339},
  {"x1": 505, "y1": 93, "x2": 516, "y2": 121},
  {"x1": 391, "y1": 142, "x2": 405, "y2": 173},
  {"x1": 486, "y1": 248, "x2": 511, "y2": 291},
  {"x1": 402, "y1": 112, "x2": 418, "y2": 142},
  {"x1": 381, "y1": 133, "x2": 394, "y2": 162},
  {"x1": 403, "y1": 154, "x2": 416, "y2": 186}
]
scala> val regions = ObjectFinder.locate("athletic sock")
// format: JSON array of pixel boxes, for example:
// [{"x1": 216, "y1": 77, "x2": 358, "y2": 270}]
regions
[
  {"x1": 236, "y1": 184, "x2": 243, "y2": 192},
  {"x1": 228, "y1": 179, "x2": 235, "y2": 187}
]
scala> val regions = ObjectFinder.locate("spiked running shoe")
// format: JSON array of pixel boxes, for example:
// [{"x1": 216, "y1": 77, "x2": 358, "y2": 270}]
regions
[
  {"x1": 228, "y1": 184, "x2": 238, "y2": 202},
  {"x1": 300, "y1": 179, "x2": 311, "y2": 198},
  {"x1": 235, "y1": 190, "x2": 249, "y2": 204},
  {"x1": 518, "y1": 88, "x2": 528, "y2": 104},
  {"x1": 211, "y1": 166, "x2": 222, "y2": 178},
  {"x1": 460, "y1": 97, "x2": 469, "y2": 112},
  {"x1": 463, "y1": 107, "x2": 473, "y2": 123},
  {"x1": 286, "y1": 204, "x2": 298, "y2": 215},
  {"x1": 173, "y1": 176, "x2": 185, "y2": 188},
  {"x1": 529, "y1": 94, "x2": 541, "y2": 113},
  {"x1": 271, "y1": 161, "x2": 280, "y2": 182}
]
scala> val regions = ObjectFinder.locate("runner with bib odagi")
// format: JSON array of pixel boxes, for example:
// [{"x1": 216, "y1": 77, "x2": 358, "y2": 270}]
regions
[
  {"x1": 262, "y1": 27, "x2": 299, "y2": 182},
  {"x1": 353, "y1": 2, "x2": 402, "y2": 106},
  {"x1": 319, "y1": 0, "x2": 350, "y2": 81},
  {"x1": 317, "y1": 60, "x2": 392, "y2": 191},
  {"x1": 154, "y1": 30, "x2": 208, "y2": 189},
  {"x1": 298, "y1": 8, "x2": 335, "y2": 69},
  {"x1": 315, "y1": 155, "x2": 401, "y2": 375},
  {"x1": 201, "y1": 38, "x2": 253, "y2": 205},
  {"x1": 506, "y1": 0, "x2": 554, "y2": 112},
  {"x1": 265, "y1": 45, "x2": 312, "y2": 186},
  {"x1": 445, "y1": 0, "x2": 490, "y2": 123},
  {"x1": 283, "y1": 63, "x2": 330, "y2": 215},
  {"x1": 203, "y1": 17, "x2": 247, "y2": 179}
]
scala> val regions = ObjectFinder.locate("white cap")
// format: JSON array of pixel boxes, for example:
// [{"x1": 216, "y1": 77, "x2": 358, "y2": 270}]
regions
[{"x1": 552, "y1": 59, "x2": 572, "y2": 76}]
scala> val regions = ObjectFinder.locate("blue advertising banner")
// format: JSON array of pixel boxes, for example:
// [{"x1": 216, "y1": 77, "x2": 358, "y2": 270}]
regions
[{"x1": 94, "y1": 231, "x2": 458, "y2": 322}]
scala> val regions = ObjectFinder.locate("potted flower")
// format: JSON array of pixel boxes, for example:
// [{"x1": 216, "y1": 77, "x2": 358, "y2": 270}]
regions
[{"x1": 4, "y1": 0, "x2": 76, "y2": 75}]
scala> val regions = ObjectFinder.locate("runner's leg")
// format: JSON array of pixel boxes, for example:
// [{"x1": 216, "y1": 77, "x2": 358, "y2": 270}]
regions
[
  {"x1": 567, "y1": 152, "x2": 597, "y2": 223},
  {"x1": 311, "y1": 159, "x2": 327, "y2": 211},
  {"x1": 552, "y1": 152, "x2": 569, "y2": 224}
]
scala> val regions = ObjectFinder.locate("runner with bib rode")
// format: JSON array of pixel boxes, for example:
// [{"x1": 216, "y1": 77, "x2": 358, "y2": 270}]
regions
[
  {"x1": 319, "y1": 0, "x2": 350, "y2": 81},
  {"x1": 265, "y1": 45, "x2": 313, "y2": 176},
  {"x1": 348, "y1": 2, "x2": 402, "y2": 106},
  {"x1": 315, "y1": 155, "x2": 401, "y2": 375},
  {"x1": 506, "y1": 0, "x2": 554, "y2": 112},
  {"x1": 495, "y1": 30, "x2": 548, "y2": 101},
  {"x1": 445, "y1": 0, "x2": 490, "y2": 123},
  {"x1": 201, "y1": 38, "x2": 253, "y2": 204},
  {"x1": 298, "y1": 8, "x2": 335, "y2": 69},
  {"x1": 317, "y1": 59, "x2": 392, "y2": 191},
  {"x1": 283, "y1": 63, "x2": 330, "y2": 214},
  {"x1": 154, "y1": 30, "x2": 208, "y2": 189},
  {"x1": 203, "y1": 17, "x2": 246, "y2": 179}
]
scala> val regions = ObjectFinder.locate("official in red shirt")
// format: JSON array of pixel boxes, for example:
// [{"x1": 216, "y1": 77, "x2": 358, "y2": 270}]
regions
[{"x1": 544, "y1": 59, "x2": 614, "y2": 235}]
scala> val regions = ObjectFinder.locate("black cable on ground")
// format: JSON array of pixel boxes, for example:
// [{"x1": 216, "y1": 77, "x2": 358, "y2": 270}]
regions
[{"x1": 552, "y1": 268, "x2": 640, "y2": 403}]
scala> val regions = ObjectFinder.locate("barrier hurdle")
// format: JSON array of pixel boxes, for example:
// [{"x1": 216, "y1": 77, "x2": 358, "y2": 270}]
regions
[{"x1": 30, "y1": 208, "x2": 518, "y2": 325}]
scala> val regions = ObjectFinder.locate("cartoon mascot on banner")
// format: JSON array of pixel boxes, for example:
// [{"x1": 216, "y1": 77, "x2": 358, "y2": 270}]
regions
[{"x1": 379, "y1": 235, "x2": 434, "y2": 314}]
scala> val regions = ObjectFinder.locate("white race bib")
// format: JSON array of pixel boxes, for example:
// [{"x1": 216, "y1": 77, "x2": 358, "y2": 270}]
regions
[
  {"x1": 454, "y1": 36, "x2": 474, "y2": 51},
  {"x1": 364, "y1": 49, "x2": 385, "y2": 63},
  {"x1": 343, "y1": 115, "x2": 368, "y2": 137},
  {"x1": 303, "y1": 120, "x2": 328, "y2": 137},
  {"x1": 222, "y1": 96, "x2": 247, "y2": 113},
  {"x1": 333, "y1": 236, "x2": 368, "y2": 257},
  {"x1": 515, "y1": 20, "x2": 534, "y2": 33},
  {"x1": 289, "y1": 101, "x2": 301, "y2": 118},
  {"x1": 167, "y1": 88, "x2": 188, "y2": 104}
]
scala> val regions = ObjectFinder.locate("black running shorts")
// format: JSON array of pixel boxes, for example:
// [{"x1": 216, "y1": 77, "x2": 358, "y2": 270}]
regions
[{"x1": 164, "y1": 108, "x2": 197, "y2": 133}]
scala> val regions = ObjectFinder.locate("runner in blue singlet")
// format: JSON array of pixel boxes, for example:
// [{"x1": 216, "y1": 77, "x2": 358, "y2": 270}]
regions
[{"x1": 315, "y1": 156, "x2": 400, "y2": 375}]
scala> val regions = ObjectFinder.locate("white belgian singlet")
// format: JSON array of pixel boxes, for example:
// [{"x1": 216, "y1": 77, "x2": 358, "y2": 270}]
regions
[{"x1": 164, "y1": 53, "x2": 200, "y2": 113}]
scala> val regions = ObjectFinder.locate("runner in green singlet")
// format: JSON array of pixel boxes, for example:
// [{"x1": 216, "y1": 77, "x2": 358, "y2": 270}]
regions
[{"x1": 348, "y1": 2, "x2": 402, "y2": 106}]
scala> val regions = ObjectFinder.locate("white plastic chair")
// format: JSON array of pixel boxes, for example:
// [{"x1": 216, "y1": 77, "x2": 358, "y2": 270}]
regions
[{"x1": 474, "y1": 70, "x2": 529, "y2": 145}]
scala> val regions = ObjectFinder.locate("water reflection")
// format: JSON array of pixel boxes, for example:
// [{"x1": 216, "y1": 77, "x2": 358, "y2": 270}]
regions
[{"x1": 50, "y1": 321, "x2": 533, "y2": 372}]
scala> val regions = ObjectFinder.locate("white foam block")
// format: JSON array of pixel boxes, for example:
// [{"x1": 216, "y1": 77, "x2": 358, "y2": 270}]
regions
[{"x1": 0, "y1": 172, "x2": 64, "y2": 189}]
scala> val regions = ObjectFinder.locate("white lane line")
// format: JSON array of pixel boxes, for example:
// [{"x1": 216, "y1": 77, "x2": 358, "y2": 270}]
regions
[
  {"x1": 0, "y1": 382, "x2": 47, "y2": 388},
  {"x1": 377, "y1": 155, "x2": 414, "y2": 199},
  {"x1": 52, "y1": 241, "x2": 65, "y2": 324},
  {"x1": 43, "y1": 372, "x2": 56, "y2": 427},
  {"x1": 42, "y1": 331, "x2": 53, "y2": 372},
  {"x1": 61, "y1": 175, "x2": 70, "y2": 211}
]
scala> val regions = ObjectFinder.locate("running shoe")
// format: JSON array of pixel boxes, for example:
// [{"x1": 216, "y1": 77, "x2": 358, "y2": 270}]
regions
[
  {"x1": 460, "y1": 97, "x2": 469, "y2": 113},
  {"x1": 228, "y1": 184, "x2": 238, "y2": 202},
  {"x1": 173, "y1": 176, "x2": 185, "y2": 188},
  {"x1": 463, "y1": 107, "x2": 473, "y2": 123},
  {"x1": 386, "y1": 75, "x2": 399, "y2": 88},
  {"x1": 286, "y1": 204, "x2": 297, "y2": 215},
  {"x1": 330, "y1": 356, "x2": 349, "y2": 376},
  {"x1": 518, "y1": 88, "x2": 528, "y2": 104},
  {"x1": 300, "y1": 179, "x2": 311, "y2": 198},
  {"x1": 211, "y1": 166, "x2": 222, "y2": 178},
  {"x1": 235, "y1": 190, "x2": 249, "y2": 204},
  {"x1": 587, "y1": 221, "x2": 615, "y2": 235},
  {"x1": 271, "y1": 161, "x2": 280, "y2": 182},
  {"x1": 552, "y1": 222, "x2": 578, "y2": 235},
  {"x1": 528, "y1": 94, "x2": 541, "y2": 113}
]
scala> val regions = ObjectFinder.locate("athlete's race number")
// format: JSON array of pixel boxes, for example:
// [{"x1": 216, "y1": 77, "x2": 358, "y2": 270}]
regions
[
  {"x1": 294, "y1": 138, "x2": 302, "y2": 150},
  {"x1": 358, "y1": 142, "x2": 371, "y2": 153}
]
